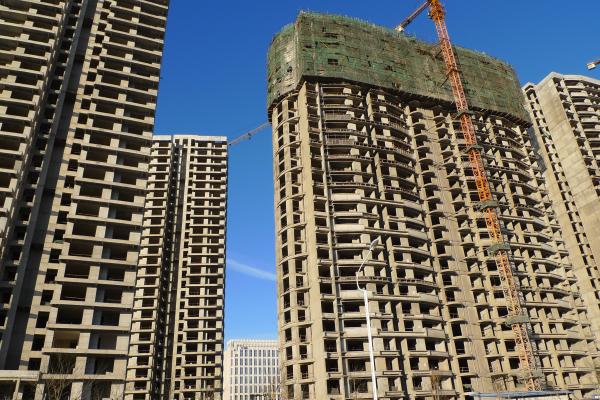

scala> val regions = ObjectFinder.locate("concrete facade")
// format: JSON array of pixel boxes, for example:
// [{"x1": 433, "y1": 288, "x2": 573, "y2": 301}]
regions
[
  {"x1": 524, "y1": 73, "x2": 600, "y2": 347},
  {"x1": 125, "y1": 135, "x2": 228, "y2": 400},
  {"x1": 0, "y1": 0, "x2": 168, "y2": 398},
  {"x1": 268, "y1": 14, "x2": 600, "y2": 400},
  {"x1": 223, "y1": 339, "x2": 280, "y2": 400}
]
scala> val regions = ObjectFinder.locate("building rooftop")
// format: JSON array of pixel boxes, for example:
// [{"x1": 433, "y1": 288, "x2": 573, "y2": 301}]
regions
[
  {"x1": 524, "y1": 71, "x2": 600, "y2": 89},
  {"x1": 226, "y1": 339, "x2": 278, "y2": 348},
  {"x1": 153, "y1": 134, "x2": 228, "y2": 142},
  {"x1": 267, "y1": 11, "x2": 529, "y2": 123}
]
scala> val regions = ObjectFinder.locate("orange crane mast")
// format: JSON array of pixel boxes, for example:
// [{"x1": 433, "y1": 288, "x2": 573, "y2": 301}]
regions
[{"x1": 401, "y1": 0, "x2": 542, "y2": 391}]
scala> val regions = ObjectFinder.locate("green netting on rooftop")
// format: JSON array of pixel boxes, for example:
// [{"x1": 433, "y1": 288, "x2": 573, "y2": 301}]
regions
[{"x1": 267, "y1": 12, "x2": 529, "y2": 123}]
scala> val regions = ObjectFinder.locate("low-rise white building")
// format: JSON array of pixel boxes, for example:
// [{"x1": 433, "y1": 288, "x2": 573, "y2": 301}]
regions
[{"x1": 223, "y1": 340, "x2": 279, "y2": 400}]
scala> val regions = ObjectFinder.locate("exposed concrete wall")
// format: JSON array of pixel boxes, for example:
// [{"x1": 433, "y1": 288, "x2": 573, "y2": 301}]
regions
[
  {"x1": 269, "y1": 79, "x2": 599, "y2": 399},
  {"x1": 125, "y1": 136, "x2": 228, "y2": 400},
  {"x1": 0, "y1": 0, "x2": 169, "y2": 398},
  {"x1": 525, "y1": 73, "x2": 600, "y2": 351}
]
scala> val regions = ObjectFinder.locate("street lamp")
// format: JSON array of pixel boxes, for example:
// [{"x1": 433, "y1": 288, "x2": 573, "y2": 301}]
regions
[
  {"x1": 588, "y1": 59, "x2": 600, "y2": 70},
  {"x1": 355, "y1": 237, "x2": 381, "y2": 400}
]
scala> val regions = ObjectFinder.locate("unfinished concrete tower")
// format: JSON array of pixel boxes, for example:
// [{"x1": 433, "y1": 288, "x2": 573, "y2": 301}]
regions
[
  {"x1": 267, "y1": 13, "x2": 600, "y2": 399},
  {"x1": 125, "y1": 135, "x2": 228, "y2": 400},
  {"x1": 524, "y1": 73, "x2": 600, "y2": 346},
  {"x1": 0, "y1": 0, "x2": 169, "y2": 398}
]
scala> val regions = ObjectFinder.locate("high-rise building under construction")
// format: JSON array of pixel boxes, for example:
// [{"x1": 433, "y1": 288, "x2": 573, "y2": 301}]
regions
[
  {"x1": 125, "y1": 135, "x2": 228, "y2": 400},
  {"x1": 267, "y1": 12, "x2": 600, "y2": 399},
  {"x1": 0, "y1": 0, "x2": 168, "y2": 398},
  {"x1": 524, "y1": 73, "x2": 600, "y2": 347}
]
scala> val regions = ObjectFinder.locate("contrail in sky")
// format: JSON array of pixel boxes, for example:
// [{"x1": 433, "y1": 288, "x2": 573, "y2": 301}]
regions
[{"x1": 227, "y1": 259, "x2": 276, "y2": 281}]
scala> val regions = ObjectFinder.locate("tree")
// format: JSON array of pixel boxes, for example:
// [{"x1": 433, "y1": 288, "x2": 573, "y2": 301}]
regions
[
  {"x1": 431, "y1": 371, "x2": 441, "y2": 400},
  {"x1": 431, "y1": 370, "x2": 457, "y2": 400},
  {"x1": 256, "y1": 378, "x2": 288, "y2": 400},
  {"x1": 200, "y1": 390, "x2": 223, "y2": 400},
  {"x1": 42, "y1": 354, "x2": 80, "y2": 400},
  {"x1": 85, "y1": 384, "x2": 123, "y2": 400},
  {"x1": 348, "y1": 362, "x2": 368, "y2": 400},
  {"x1": 42, "y1": 354, "x2": 127, "y2": 400}
]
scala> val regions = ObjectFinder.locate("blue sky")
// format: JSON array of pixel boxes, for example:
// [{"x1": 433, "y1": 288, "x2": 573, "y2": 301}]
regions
[{"x1": 153, "y1": 1, "x2": 600, "y2": 341}]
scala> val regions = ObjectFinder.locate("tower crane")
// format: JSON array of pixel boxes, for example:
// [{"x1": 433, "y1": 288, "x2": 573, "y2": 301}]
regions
[
  {"x1": 588, "y1": 58, "x2": 600, "y2": 70},
  {"x1": 398, "y1": 0, "x2": 541, "y2": 391},
  {"x1": 394, "y1": 1, "x2": 429, "y2": 32},
  {"x1": 228, "y1": 122, "x2": 270, "y2": 146}
]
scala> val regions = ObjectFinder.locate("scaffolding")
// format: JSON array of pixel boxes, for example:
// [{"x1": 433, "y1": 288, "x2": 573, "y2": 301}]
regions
[{"x1": 267, "y1": 11, "x2": 529, "y2": 122}]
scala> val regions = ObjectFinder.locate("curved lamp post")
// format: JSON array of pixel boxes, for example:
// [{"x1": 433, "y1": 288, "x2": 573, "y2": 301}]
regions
[{"x1": 355, "y1": 237, "x2": 381, "y2": 400}]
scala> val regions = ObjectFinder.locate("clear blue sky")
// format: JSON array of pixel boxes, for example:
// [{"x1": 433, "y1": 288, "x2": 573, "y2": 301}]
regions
[{"x1": 153, "y1": 1, "x2": 600, "y2": 342}]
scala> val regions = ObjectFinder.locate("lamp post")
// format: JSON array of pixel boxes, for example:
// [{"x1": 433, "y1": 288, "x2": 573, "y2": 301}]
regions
[
  {"x1": 355, "y1": 237, "x2": 381, "y2": 400},
  {"x1": 588, "y1": 59, "x2": 600, "y2": 70}
]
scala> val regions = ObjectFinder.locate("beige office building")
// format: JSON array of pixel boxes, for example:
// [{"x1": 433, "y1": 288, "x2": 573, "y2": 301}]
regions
[
  {"x1": 0, "y1": 0, "x2": 169, "y2": 398},
  {"x1": 223, "y1": 339, "x2": 279, "y2": 400},
  {"x1": 125, "y1": 135, "x2": 228, "y2": 400},
  {"x1": 524, "y1": 73, "x2": 600, "y2": 344},
  {"x1": 267, "y1": 13, "x2": 600, "y2": 399}
]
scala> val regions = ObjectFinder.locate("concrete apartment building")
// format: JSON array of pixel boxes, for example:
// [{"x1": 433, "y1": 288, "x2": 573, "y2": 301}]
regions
[
  {"x1": 524, "y1": 73, "x2": 600, "y2": 344},
  {"x1": 223, "y1": 339, "x2": 279, "y2": 400},
  {"x1": 125, "y1": 135, "x2": 228, "y2": 400},
  {"x1": 0, "y1": 0, "x2": 169, "y2": 398},
  {"x1": 267, "y1": 12, "x2": 600, "y2": 399}
]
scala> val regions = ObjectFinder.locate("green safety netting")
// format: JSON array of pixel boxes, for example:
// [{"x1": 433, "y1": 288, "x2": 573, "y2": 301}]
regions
[{"x1": 267, "y1": 12, "x2": 529, "y2": 123}]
